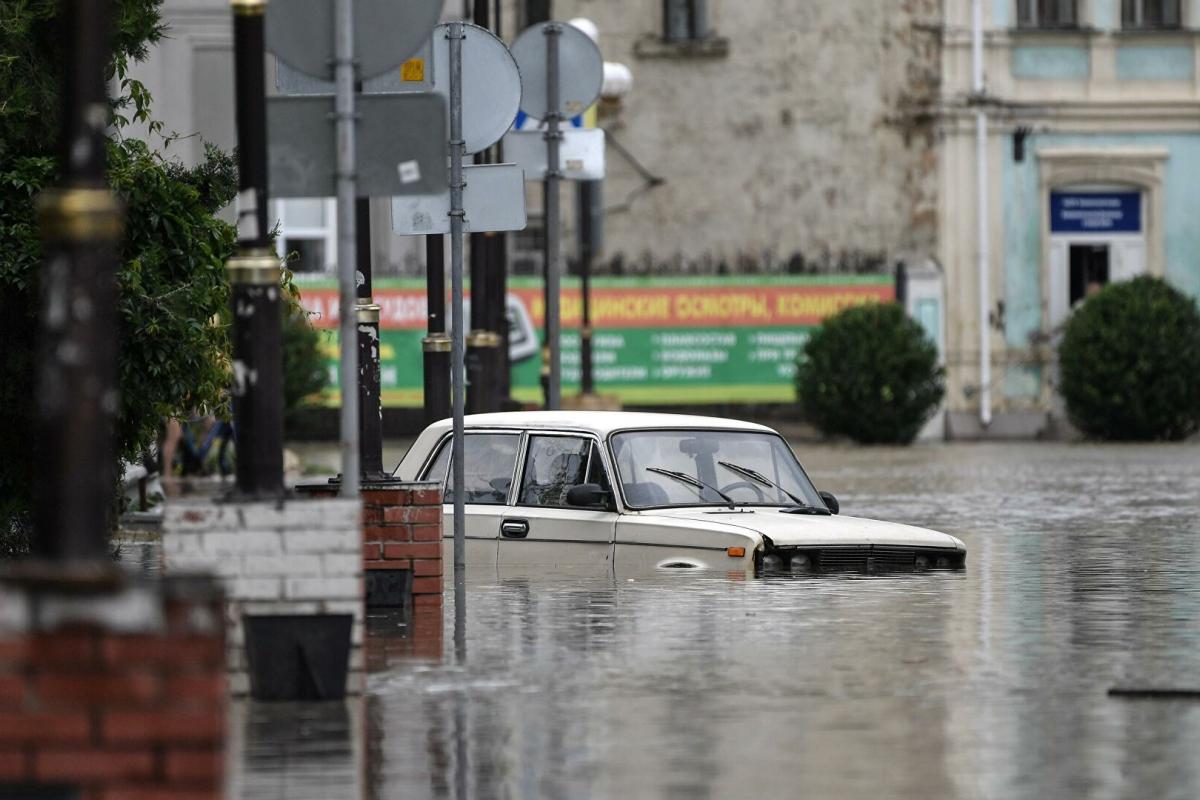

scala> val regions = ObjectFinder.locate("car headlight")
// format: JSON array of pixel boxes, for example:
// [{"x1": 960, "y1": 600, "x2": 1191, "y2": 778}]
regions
[
  {"x1": 914, "y1": 554, "x2": 930, "y2": 569},
  {"x1": 789, "y1": 553, "x2": 811, "y2": 573},
  {"x1": 761, "y1": 553, "x2": 784, "y2": 572}
]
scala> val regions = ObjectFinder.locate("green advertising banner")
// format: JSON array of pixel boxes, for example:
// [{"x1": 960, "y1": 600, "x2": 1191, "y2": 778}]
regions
[{"x1": 296, "y1": 274, "x2": 894, "y2": 407}]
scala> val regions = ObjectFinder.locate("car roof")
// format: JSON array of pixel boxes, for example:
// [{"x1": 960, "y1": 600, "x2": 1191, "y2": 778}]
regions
[{"x1": 421, "y1": 410, "x2": 776, "y2": 438}]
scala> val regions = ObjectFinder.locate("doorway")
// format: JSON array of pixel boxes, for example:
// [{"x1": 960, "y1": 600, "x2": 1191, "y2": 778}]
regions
[{"x1": 1068, "y1": 244, "x2": 1109, "y2": 307}]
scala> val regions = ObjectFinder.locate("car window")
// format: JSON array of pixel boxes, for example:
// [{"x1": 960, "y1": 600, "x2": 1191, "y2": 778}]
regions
[
  {"x1": 585, "y1": 442, "x2": 612, "y2": 493},
  {"x1": 519, "y1": 435, "x2": 590, "y2": 508},
  {"x1": 421, "y1": 433, "x2": 520, "y2": 505}
]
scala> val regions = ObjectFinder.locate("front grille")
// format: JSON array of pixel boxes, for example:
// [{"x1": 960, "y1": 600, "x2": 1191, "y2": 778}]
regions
[
  {"x1": 769, "y1": 545, "x2": 963, "y2": 575},
  {"x1": 815, "y1": 547, "x2": 869, "y2": 573},
  {"x1": 871, "y1": 546, "x2": 918, "y2": 572}
]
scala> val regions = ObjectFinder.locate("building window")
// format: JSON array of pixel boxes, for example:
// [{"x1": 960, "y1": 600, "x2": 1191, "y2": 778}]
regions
[
  {"x1": 1122, "y1": 0, "x2": 1182, "y2": 29},
  {"x1": 1017, "y1": 0, "x2": 1079, "y2": 29},
  {"x1": 663, "y1": 0, "x2": 709, "y2": 41}
]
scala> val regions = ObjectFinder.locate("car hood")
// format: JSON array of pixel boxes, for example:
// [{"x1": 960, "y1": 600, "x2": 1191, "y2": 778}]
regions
[{"x1": 642, "y1": 507, "x2": 964, "y2": 550}]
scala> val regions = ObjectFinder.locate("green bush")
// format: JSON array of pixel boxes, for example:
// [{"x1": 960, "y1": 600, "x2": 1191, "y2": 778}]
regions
[
  {"x1": 282, "y1": 307, "x2": 329, "y2": 432},
  {"x1": 796, "y1": 302, "x2": 944, "y2": 444},
  {"x1": 1058, "y1": 276, "x2": 1200, "y2": 441}
]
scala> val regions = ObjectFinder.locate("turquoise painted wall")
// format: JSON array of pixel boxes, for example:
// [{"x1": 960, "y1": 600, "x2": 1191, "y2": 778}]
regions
[
  {"x1": 1093, "y1": 0, "x2": 1118, "y2": 29},
  {"x1": 1116, "y1": 45, "x2": 1195, "y2": 80},
  {"x1": 1002, "y1": 133, "x2": 1200, "y2": 373},
  {"x1": 992, "y1": 0, "x2": 1011, "y2": 27},
  {"x1": 1012, "y1": 45, "x2": 1090, "y2": 79}
]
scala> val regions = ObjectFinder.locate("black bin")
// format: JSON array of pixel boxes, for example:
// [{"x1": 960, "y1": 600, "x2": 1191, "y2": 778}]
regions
[{"x1": 244, "y1": 614, "x2": 353, "y2": 702}]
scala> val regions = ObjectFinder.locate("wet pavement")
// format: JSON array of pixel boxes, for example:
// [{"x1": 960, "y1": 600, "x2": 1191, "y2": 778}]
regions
[{"x1": 222, "y1": 440, "x2": 1200, "y2": 799}]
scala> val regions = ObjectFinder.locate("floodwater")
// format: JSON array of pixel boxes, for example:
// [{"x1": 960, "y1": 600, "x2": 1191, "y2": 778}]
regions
[{"x1": 228, "y1": 441, "x2": 1200, "y2": 800}]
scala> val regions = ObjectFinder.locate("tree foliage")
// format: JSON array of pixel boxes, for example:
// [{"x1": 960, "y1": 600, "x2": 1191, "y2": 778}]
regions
[
  {"x1": 0, "y1": 0, "x2": 244, "y2": 543},
  {"x1": 1058, "y1": 276, "x2": 1200, "y2": 441},
  {"x1": 795, "y1": 302, "x2": 944, "y2": 444}
]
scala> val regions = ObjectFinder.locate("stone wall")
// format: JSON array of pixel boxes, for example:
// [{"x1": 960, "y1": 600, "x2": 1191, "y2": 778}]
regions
[
  {"x1": 0, "y1": 575, "x2": 226, "y2": 800},
  {"x1": 161, "y1": 498, "x2": 363, "y2": 696},
  {"x1": 519, "y1": 0, "x2": 943, "y2": 275}
]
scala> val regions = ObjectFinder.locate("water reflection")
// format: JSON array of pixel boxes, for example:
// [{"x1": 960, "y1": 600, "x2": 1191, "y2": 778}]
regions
[
  {"x1": 231, "y1": 699, "x2": 362, "y2": 800},
  {"x1": 249, "y1": 442, "x2": 1200, "y2": 799}
]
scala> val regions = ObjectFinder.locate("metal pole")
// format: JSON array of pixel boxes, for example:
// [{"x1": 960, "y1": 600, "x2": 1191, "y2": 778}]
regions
[
  {"x1": 577, "y1": 179, "x2": 602, "y2": 396},
  {"x1": 335, "y1": 0, "x2": 361, "y2": 495},
  {"x1": 33, "y1": 0, "x2": 121, "y2": 564},
  {"x1": 355, "y1": 198, "x2": 384, "y2": 479},
  {"x1": 972, "y1": 0, "x2": 991, "y2": 428},
  {"x1": 493, "y1": 0, "x2": 512, "y2": 409},
  {"x1": 227, "y1": 0, "x2": 284, "y2": 498},
  {"x1": 448, "y1": 22, "x2": 467, "y2": 583},
  {"x1": 466, "y1": 0, "x2": 488, "y2": 414},
  {"x1": 423, "y1": 235, "x2": 451, "y2": 424},
  {"x1": 542, "y1": 23, "x2": 563, "y2": 410}
]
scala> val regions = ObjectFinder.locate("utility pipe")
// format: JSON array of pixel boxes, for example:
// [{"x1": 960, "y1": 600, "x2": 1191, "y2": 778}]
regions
[{"x1": 972, "y1": 0, "x2": 992, "y2": 427}]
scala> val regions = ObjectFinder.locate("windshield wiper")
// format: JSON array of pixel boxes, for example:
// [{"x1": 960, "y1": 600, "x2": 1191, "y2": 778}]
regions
[
  {"x1": 717, "y1": 460, "x2": 808, "y2": 506},
  {"x1": 645, "y1": 467, "x2": 735, "y2": 509},
  {"x1": 778, "y1": 505, "x2": 831, "y2": 516}
]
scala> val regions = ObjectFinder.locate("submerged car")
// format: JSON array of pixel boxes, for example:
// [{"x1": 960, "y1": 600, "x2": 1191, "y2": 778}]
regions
[{"x1": 394, "y1": 411, "x2": 966, "y2": 576}]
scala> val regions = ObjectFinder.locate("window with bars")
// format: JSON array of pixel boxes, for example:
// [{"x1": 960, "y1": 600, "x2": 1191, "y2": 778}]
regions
[
  {"x1": 1122, "y1": 0, "x2": 1182, "y2": 28},
  {"x1": 1016, "y1": 0, "x2": 1080, "y2": 28},
  {"x1": 663, "y1": 0, "x2": 709, "y2": 41}
]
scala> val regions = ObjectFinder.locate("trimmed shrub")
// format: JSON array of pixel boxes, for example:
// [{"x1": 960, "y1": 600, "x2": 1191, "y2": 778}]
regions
[
  {"x1": 796, "y1": 302, "x2": 944, "y2": 444},
  {"x1": 1058, "y1": 276, "x2": 1200, "y2": 441},
  {"x1": 283, "y1": 306, "x2": 329, "y2": 432}
]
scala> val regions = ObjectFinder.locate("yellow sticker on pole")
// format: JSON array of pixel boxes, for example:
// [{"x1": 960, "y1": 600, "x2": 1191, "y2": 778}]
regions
[{"x1": 401, "y1": 58, "x2": 425, "y2": 82}]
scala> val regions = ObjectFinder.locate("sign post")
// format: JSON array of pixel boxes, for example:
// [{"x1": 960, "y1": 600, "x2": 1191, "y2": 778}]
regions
[
  {"x1": 267, "y1": 0, "x2": 443, "y2": 497},
  {"x1": 384, "y1": 22, "x2": 524, "y2": 578},
  {"x1": 332, "y1": 0, "x2": 359, "y2": 498},
  {"x1": 510, "y1": 22, "x2": 603, "y2": 410},
  {"x1": 447, "y1": 20, "x2": 468, "y2": 592}
]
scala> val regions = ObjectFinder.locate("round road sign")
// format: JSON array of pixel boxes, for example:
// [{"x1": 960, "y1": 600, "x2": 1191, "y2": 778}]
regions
[
  {"x1": 431, "y1": 23, "x2": 522, "y2": 155},
  {"x1": 266, "y1": 0, "x2": 442, "y2": 81},
  {"x1": 510, "y1": 21, "x2": 603, "y2": 121}
]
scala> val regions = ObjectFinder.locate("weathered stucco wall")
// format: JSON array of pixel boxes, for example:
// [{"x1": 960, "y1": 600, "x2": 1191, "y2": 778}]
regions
[{"x1": 548, "y1": 0, "x2": 943, "y2": 273}]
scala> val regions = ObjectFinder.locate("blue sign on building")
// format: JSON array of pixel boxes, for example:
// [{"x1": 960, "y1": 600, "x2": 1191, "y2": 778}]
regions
[{"x1": 1050, "y1": 192, "x2": 1141, "y2": 234}]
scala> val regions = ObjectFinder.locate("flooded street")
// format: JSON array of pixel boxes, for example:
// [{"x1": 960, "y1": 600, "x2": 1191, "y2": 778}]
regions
[{"x1": 235, "y1": 441, "x2": 1200, "y2": 800}]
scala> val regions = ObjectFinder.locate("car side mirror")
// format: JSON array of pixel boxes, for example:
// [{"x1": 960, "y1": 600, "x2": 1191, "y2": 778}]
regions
[
  {"x1": 566, "y1": 483, "x2": 613, "y2": 510},
  {"x1": 819, "y1": 491, "x2": 839, "y2": 515}
]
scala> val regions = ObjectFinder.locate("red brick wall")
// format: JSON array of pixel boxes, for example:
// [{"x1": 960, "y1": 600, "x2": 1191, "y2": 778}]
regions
[
  {"x1": 361, "y1": 485, "x2": 443, "y2": 606},
  {"x1": 0, "y1": 583, "x2": 225, "y2": 800}
]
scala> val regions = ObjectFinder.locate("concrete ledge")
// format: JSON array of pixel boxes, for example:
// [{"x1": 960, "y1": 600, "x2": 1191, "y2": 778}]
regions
[{"x1": 946, "y1": 411, "x2": 1051, "y2": 440}]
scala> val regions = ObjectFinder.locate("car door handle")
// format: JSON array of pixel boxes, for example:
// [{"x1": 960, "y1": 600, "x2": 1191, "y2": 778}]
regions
[{"x1": 500, "y1": 519, "x2": 529, "y2": 539}]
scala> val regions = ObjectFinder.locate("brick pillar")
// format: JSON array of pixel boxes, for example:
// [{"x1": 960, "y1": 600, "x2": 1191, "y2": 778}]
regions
[
  {"x1": 0, "y1": 574, "x2": 226, "y2": 800},
  {"x1": 360, "y1": 482, "x2": 443, "y2": 609},
  {"x1": 297, "y1": 481, "x2": 444, "y2": 610}
]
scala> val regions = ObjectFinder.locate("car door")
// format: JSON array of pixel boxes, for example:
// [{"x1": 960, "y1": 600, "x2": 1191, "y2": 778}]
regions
[
  {"x1": 497, "y1": 434, "x2": 617, "y2": 575},
  {"x1": 420, "y1": 430, "x2": 521, "y2": 577}
]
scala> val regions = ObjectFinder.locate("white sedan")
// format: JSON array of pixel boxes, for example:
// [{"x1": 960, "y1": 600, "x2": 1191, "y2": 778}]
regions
[{"x1": 394, "y1": 411, "x2": 966, "y2": 576}]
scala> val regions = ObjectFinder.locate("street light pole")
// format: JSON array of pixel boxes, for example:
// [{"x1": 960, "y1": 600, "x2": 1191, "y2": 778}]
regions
[
  {"x1": 227, "y1": 0, "x2": 284, "y2": 498},
  {"x1": 576, "y1": 179, "x2": 602, "y2": 396},
  {"x1": 33, "y1": 0, "x2": 123, "y2": 565},
  {"x1": 423, "y1": 235, "x2": 451, "y2": 423},
  {"x1": 355, "y1": 198, "x2": 385, "y2": 479}
]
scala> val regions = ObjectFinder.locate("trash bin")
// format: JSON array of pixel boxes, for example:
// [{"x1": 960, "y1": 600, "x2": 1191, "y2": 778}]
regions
[{"x1": 243, "y1": 614, "x2": 353, "y2": 701}]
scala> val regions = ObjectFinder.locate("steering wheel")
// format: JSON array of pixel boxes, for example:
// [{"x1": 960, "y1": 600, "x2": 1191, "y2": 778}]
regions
[{"x1": 718, "y1": 480, "x2": 767, "y2": 502}]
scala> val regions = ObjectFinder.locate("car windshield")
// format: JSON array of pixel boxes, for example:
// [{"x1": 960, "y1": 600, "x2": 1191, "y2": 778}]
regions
[{"x1": 610, "y1": 429, "x2": 824, "y2": 509}]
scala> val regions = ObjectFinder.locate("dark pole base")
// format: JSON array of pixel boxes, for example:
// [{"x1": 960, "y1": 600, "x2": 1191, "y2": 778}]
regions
[{"x1": 423, "y1": 339, "x2": 452, "y2": 425}]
